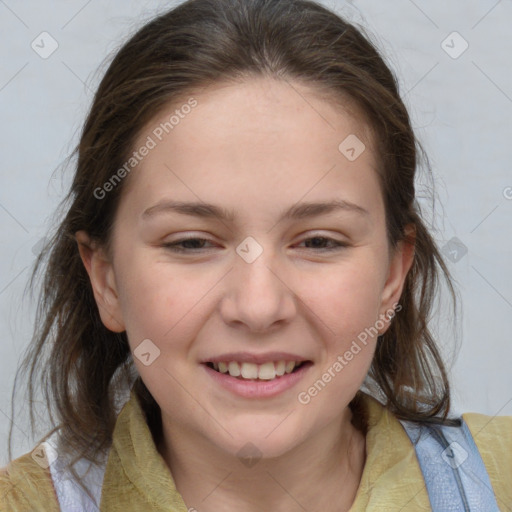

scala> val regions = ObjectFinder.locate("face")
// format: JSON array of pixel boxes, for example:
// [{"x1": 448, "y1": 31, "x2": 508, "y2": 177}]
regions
[{"x1": 77, "y1": 77, "x2": 413, "y2": 460}]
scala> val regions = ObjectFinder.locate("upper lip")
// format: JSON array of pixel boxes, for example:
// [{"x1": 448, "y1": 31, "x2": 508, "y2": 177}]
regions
[{"x1": 201, "y1": 352, "x2": 311, "y2": 364}]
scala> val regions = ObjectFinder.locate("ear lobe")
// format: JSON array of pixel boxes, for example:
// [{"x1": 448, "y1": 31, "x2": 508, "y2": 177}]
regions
[
  {"x1": 379, "y1": 225, "x2": 416, "y2": 330},
  {"x1": 75, "y1": 230, "x2": 125, "y2": 333}
]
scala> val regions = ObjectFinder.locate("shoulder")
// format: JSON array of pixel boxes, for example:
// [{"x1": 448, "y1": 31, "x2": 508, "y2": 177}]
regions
[
  {"x1": 0, "y1": 452, "x2": 60, "y2": 511},
  {"x1": 463, "y1": 411, "x2": 512, "y2": 507},
  {"x1": 463, "y1": 411, "x2": 512, "y2": 470}
]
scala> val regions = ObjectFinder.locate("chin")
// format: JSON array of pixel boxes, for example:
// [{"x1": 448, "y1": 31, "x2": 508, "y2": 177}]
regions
[{"x1": 213, "y1": 425, "x2": 304, "y2": 461}]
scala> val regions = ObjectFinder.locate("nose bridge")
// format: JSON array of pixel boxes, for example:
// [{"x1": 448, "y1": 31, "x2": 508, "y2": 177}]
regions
[
  {"x1": 221, "y1": 236, "x2": 296, "y2": 331},
  {"x1": 235, "y1": 237, "x2": 284, "y2": 305}
]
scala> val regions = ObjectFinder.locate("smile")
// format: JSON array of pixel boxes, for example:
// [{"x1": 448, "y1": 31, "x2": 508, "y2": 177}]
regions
[
  {"x1": 206, "y1": 360, "x2": 306, "y2": 380},
  {"x1": 202, "y1": 360, "x2": 313, "y2": 398}
]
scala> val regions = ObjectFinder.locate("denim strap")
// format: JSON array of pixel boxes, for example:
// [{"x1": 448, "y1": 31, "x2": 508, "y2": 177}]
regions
[{"x1": 399, "y1": 418, "x2": 501, "y2": 511}]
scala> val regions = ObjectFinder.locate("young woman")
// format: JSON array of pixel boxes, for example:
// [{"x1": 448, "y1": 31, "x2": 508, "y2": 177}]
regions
[{"x1": 2, "y1": 0, "x2": 510, "y2": 510}]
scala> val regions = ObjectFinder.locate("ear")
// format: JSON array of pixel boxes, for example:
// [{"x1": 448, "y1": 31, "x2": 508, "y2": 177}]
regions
[
  {"x1": 378, "y1": 224, "x2": 416, "y2": 334},
  {"x1": 75, "y1": 230, "x2": 125, "y2": 333}
]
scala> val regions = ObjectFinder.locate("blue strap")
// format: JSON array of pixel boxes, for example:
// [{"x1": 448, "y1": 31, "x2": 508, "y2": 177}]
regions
[{"x1": 399, "y1": 418, "x2": 501, "y2": 511}]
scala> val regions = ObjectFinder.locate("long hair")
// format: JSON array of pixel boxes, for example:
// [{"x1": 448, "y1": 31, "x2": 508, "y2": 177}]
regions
[{"x1": 9, "y1": 0, "x2": 460, "y2": 468}]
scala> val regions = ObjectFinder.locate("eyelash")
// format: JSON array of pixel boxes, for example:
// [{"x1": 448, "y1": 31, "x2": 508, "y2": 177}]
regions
[{"x1": 162, "y1": 236, "x2": 348, "y2": 253}]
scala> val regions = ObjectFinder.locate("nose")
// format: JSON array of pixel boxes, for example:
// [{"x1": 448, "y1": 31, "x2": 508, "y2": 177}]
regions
[{"x1": 219, "y1": 245, "x2": 297, "y2": 333}]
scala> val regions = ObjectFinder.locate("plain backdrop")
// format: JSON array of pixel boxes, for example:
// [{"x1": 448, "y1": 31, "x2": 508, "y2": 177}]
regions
[{"x1": 1, "y1": 0, "x2": 511, "y2": 465}]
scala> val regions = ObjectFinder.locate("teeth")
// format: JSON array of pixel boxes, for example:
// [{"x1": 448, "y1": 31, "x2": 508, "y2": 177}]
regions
[
  {"x1": 210, "y1": 360, "x2": 304, "y2": 380},
  {"x1": 240, "y1": 363, "x2": 258, "y2": 379},
  {"x1": 228, "y1": 361, "x2": 240, "y2": 377},
  {"x1": 258, "y1": 362, "x2": 276, "y2": 380},
  {"x1": 285, "y1": 361, "x2": 296, "y2": 374}
]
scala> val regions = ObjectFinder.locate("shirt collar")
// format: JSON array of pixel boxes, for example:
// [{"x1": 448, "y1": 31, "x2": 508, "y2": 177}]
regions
[{"x1": 101, "y1": 387, "x2": 428, "y2": 511}]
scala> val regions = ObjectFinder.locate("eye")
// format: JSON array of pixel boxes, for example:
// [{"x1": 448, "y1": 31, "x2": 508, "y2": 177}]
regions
[
  {"x1": 296, "y1": 236, "x2": 349, "y2": 252},
  {"x1": 162, "y1": 237, "x2": 216, "y2": 252},
  {"x1": 162, "y1": 235, "x2": 349, "y2": 254}
]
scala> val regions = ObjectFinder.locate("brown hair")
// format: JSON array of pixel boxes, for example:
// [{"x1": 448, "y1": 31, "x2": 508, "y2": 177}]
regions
[{"x1": 9, "y1": 0, "x2": 460, "y2": 468}]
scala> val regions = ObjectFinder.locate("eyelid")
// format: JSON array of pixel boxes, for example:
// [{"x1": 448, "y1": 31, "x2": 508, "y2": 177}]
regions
[{"x1": 162, "y1": 233, "x2": 349, "y2": 253}]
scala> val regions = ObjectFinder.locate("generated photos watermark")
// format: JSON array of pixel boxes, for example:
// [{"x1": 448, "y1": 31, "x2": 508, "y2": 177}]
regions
[
  {"x1": 93, "y1": 97, "x2": 198, "y2": 200},
  {"x1": 297, "y1": 302, "x2": 402, "y2": 405}
]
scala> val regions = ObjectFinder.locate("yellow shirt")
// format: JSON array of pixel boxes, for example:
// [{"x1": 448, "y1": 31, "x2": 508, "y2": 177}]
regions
[{"x1": 1, "y1": 390, "x2": 511, "y2": 511}]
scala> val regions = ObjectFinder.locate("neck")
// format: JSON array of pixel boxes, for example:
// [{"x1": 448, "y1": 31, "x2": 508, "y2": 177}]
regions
[{"x1": 158, "y1": 406, "x2": 366, "y2": 512}]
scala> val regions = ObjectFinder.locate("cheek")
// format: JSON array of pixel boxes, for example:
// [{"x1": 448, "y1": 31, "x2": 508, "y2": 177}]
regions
[
  {"x1": 115, "y1": 253, "x2": 217, "y2": 350},
  {"x1": 306, "y1": 260, "x2": 385, "y2": 340},
  {"x1": 297, "y1": 266, "x2": 382, "y2": 413},
  {"x1": 114, "y1": 240, "x2": 387, "y2": 349},
  {"x1": 113, "y1": 254, "x2": 179, "y2": 341}
]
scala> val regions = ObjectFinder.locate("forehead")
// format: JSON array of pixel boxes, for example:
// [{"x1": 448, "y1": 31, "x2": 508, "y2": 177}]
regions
[{"x1": 118, "y1": 77, "x2": 382, "y2": 221}]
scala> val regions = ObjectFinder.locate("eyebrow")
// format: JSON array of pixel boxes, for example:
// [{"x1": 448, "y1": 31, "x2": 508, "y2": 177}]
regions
[{"x1": 141, "y1": 198, "x2": 369, "y2": 223}]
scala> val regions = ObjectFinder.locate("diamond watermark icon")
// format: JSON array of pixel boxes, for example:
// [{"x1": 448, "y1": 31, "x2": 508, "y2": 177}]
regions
[
  {"x1": 441, "y1": 31, "x2": 469, "y2": 59},
  {"x1": 338, "y1": 134, "x2": 366, "y2": 162},
  {"x1": 441, "y1": 441, "x2": 468, "y2": 469},
  {"x1": 236, "y1": 236, "x2": 263, "y2": 263},
  {"x1": 237, "y1": 442, "x2": 263, "y2": 468},
  {"x1": 442, "y1": 237, "x2": 468, "y2": 263},
  {"x1": 31, "y1": 32, "x2": 59, "y2": 59},
  {"x1": 31, "y1": 441, "x2": 58, "y2": 469},
  {"x1": 133, "y1": 338, "x2": 161, "y2": 366}
]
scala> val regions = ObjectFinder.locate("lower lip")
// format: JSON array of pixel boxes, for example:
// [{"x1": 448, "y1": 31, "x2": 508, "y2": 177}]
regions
[{"x1": 202, "y1": 362, "x2": 313, "y2": 398}]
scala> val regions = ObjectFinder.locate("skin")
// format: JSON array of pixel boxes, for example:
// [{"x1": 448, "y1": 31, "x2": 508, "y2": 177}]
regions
[{"x1": 76, "y1": 76, "x2": 415, "y2": 512}]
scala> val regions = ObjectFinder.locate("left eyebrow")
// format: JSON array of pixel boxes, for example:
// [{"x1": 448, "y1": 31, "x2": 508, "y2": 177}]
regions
[{"x1": 141, "y1": 198, "x2": 370, "y2": 222}]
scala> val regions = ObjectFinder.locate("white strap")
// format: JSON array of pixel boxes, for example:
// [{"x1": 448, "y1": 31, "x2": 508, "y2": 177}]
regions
[{"x1": 45, "y1": 432, "x2": 107, "y2": 511}]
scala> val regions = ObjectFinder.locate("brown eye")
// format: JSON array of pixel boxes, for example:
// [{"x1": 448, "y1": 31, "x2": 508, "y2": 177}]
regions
[
  {"x1": 298, "y1": 236, "x2": 348, "y2": 251},
  {"x1": 163, "y1": 238, "x2": 215, "y2": 252}
]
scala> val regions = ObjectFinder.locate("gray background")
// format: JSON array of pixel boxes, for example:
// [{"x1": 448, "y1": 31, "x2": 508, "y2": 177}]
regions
[{"x1": 1, "y1": 0, "x2": 511, "y2": 465}]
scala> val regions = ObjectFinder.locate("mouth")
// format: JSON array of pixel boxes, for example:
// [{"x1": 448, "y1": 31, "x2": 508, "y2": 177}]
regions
[
  {"x1": 201, "y1": 358, "x2": 313, "y2": 398},
  {"x1": 203, "y1": 360, "x2": 312, "y2": 381}
]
